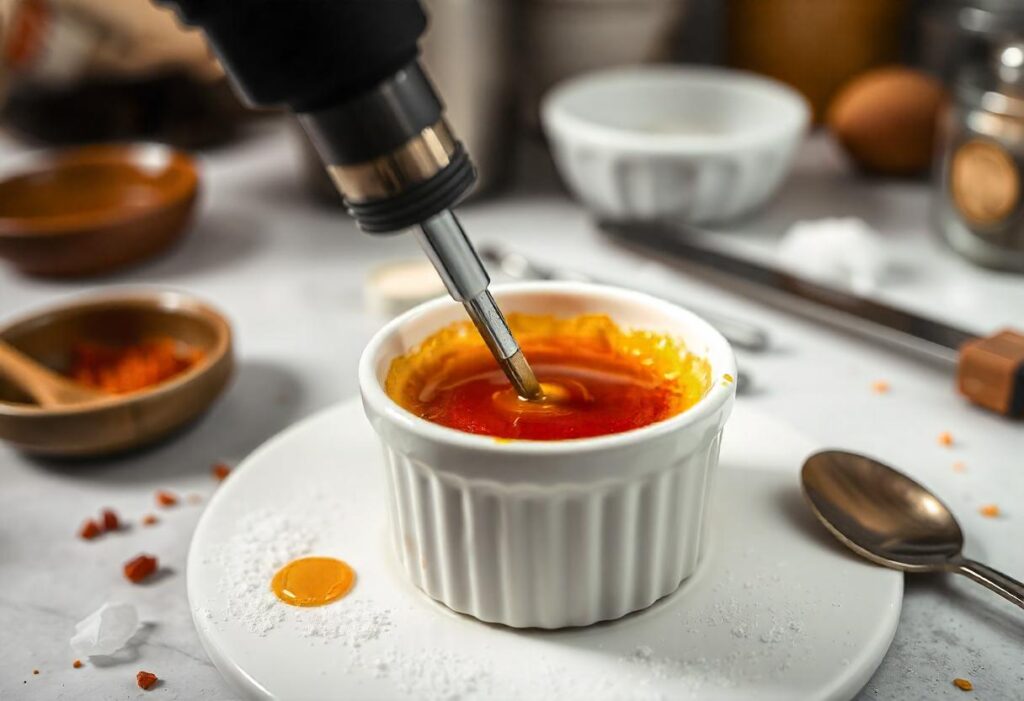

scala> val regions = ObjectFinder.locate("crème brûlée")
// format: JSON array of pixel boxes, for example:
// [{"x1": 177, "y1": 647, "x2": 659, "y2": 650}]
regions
[{"x1": 384, "y1": 313, "x2": 711, "y2": 441}]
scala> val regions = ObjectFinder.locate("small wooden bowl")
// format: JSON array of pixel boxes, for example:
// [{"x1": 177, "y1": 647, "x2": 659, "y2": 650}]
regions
[
  {"x1": 0, "y1": 291, "x2": 233, "y2": 457},
  {"x1": 0, "y1": 143, "x2": 199, "y2": 277}
]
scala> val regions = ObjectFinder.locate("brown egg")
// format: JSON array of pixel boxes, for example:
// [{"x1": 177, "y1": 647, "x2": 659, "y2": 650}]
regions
[{"x1": 827, "y1": 67, "x2": 947, "y2": 176}]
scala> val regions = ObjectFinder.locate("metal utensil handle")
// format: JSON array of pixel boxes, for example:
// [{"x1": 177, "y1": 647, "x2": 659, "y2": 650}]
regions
[
  {"x1": 956, "y1": 558, "x2": 1024, "y2": 610},
  {"x1": 478, "y1": 245, "x2": 770, "y2": 352},
  {"x1": 601, "y1": 220, "x2": 973, "y2": 366},
  {"x1": 541, "y1": 265, "x2": 769, "y2": 351}
]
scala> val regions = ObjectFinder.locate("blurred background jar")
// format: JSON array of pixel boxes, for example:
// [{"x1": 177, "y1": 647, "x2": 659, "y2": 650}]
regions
[
  {"x1": 0, "y1": 0, "x2": 247, "y2": 148},
  {"x1": 914, "y1": 0, "x2": 1024, "y2": 84},
  {"x1": 727, "y1": 0, "x2": 909, "y2": 123},
  {"x1": 933, "y1": 42, "x2": 1024, "y2": 271}
]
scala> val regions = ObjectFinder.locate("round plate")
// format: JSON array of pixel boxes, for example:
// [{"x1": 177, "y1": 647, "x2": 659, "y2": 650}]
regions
[{"x1": 188, "y1": 400, "x2": 901, "y2": 701}]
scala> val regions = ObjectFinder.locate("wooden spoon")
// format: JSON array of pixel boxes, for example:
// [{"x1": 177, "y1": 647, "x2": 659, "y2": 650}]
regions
[{"x1": 0, "y1": 339, "x2": 104, "y2": 407}]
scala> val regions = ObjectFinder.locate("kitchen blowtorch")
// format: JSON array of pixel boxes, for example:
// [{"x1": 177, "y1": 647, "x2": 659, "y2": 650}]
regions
[{"x1": 161, "y1": 0, "x2": 541, "y2": 400}]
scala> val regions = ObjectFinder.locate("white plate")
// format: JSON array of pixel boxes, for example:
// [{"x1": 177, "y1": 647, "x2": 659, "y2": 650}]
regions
[{"x1": 188, "y1": 399, "x2": 901, "y2": 701}]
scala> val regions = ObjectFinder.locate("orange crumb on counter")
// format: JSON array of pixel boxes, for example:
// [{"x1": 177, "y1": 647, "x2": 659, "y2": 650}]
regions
[
  {"x1": 141, "y1": 514, "x2": 158, "y2": 526},
  {"x1": 212, "y1": 462, "x2": 231, "y2": 481},
  {"x1": 72, "y1": 660, "x2": 82, "y2": 669},
  {"x1": 101, "y1": 509, "x2": 120, "y2": 531},
  {"x1": 979, "y1": 504, "x2": 1000, "y2": 518},
  {"x1": 69, "y1": 337, "x2": 203, "y2": 394},
  {"x1": 136, "y1": 671, "x2": 158, "y2": 690},
  {"x1": 953, "y1": 461, "x2": 966, "y2": 473},
  {"x1": 124, "y1": 554, "x2": 158, "y2": 583},
  {"x1": 155, "y1": 490, "x2": 178, "y2": 507},
  {"x1": 938, "y1": 431, "x2": 954, "y2": 447},
  {"x1": 79, "y1": 519, "x2": 101, "y2": 540},
  {"x1": 871, "y1": 380, "x2": 890, "y2": 394},
  {"x1": 953, "y1": 678, "x2": 973, "y2": 691}
]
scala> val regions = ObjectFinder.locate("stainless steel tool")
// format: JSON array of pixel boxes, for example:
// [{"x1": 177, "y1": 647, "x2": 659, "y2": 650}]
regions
[
  {"x1": 417, "y1": 214, "x2": 539, "y2": 397},
  {"x1": 478, "y1": 243, "x2": 771, "y2": 352},
  {"x1": 803, "y1": 450, "x2": 1024, "y2": 610},
  {"x1": 601, "y1": 220, "x2": 1024, "y2": 416}
]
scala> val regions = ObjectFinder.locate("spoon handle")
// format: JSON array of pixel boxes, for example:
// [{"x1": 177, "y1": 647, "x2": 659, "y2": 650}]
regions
[{"x1": 956, "y1": 559, "x2": 1024, "y2": 610}]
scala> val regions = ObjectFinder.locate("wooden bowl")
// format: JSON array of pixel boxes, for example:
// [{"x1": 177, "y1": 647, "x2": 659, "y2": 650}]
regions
[
  {"x1": 0, "y1": 291, "x2": 233, "y2": 457},
  {"x1": 0, "y1": 143, "x2": 199, "y2": 277}
]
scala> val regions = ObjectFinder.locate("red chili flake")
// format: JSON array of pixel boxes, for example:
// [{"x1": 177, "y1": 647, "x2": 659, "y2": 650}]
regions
[
  {"x1": 79, "y1": 519, "x2": 101, "y2": 540},
  {"x1": 124, "y1": 554, "x2": 158, "y2": 583},
  {"x1": 101, "y1": 509, "x2": 120, "y2": 531},
  {"x1": 72, "y1": 660, "x2": 82, "y2": 669},
  {"x1": 136, "y1": 671, "x2": 158, "y2": 690},
  {"x1": 155, "y1": 490, "x2": 178, "y2": 507},
  {"x1": 142, "y1": 514, "x2": 158, "y2": 526},
  {"x1": 212, "y1": 462, "x2": 231, "y2": 481}
]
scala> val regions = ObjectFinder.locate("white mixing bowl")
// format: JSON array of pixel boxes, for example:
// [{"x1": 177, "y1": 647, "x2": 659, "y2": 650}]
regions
[
  {"x1": 359, "y1": 282, "x2": 736, "y2": 628},
  {"x1": 542, "y1": 66, "x2": 810, "y2": 224}
]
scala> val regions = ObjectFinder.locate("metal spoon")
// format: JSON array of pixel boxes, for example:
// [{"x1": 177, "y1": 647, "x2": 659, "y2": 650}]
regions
[{"x1": 802, "y1": 450, "x2": 1024, "y2": 610}]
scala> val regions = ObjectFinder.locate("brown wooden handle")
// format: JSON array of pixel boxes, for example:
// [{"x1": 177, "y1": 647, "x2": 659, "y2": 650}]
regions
[{"x1": 957, "y1": 329, "x2": 1024, "y2": 417}]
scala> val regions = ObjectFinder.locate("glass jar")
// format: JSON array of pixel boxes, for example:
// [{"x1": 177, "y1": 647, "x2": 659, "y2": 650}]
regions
[{"x1": 934, "y1": 42, "x2": 1024, "y2": 271}]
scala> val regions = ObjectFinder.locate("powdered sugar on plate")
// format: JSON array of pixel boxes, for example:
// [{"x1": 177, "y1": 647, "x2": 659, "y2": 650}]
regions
[{"x1": 196, "y1": 492, "x2": 492, "y2": 700}]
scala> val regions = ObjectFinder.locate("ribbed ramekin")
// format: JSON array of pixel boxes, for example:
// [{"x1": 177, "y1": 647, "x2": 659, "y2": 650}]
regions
[{"x1": 359, "y1": 282, "x2": 736, "y2": 628}]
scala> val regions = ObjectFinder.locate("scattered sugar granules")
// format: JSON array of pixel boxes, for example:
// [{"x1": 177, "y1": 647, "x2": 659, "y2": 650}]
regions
[
  {"x1": 206, "y1": 495, "x2": 498, "y2": 701},
  {"x1": 953, "y1": 677, "x2": 973, "y2": 691},
  {"x1": 207, "y1": 507, "x2": 319, "y2": 636}
]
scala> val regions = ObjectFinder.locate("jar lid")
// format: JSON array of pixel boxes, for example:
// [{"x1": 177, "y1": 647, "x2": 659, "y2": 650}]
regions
[{"x1": 957, "y1": 41, "x2": 1024, "y2": 118}]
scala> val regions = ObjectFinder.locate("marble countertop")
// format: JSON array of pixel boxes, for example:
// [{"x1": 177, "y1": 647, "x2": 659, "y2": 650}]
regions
[{"x1": 1, "y1": 122, "x2": 1021, "y2": 701}]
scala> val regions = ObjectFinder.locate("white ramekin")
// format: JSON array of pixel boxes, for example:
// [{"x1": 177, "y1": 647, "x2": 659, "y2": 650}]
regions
[
  {"x1": 541, "y1": 66, "x2": 810, "y2": 224},
  {"x1": 358, "y1": 282, "x2": 736, "y2": 628}
]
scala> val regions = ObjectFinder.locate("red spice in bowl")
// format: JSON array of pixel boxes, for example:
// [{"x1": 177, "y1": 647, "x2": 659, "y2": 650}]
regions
[{"x1": 69, "y1": 337, "x2": 204, "y2": 394}]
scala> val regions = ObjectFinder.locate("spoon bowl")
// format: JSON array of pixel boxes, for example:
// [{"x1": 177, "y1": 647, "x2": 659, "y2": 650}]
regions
[
  {"x1": 802, "y1": 450, "x2": 964, "y2": 570},
  {"x1": 802, "y1": 450, "x2": 1024, "y2": 610}
]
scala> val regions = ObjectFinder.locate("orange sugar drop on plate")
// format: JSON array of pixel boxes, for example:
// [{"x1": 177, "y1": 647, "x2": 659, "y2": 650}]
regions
[
  {"x1": 979, "y1": 504, "x2": 1000, "y2": 518},
  {"x1": 938, "y1": 431, "x2": 954, "y2": 447},
  {"x1": 271, "y1": 557, "x2": 356, "y2": 607}
]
